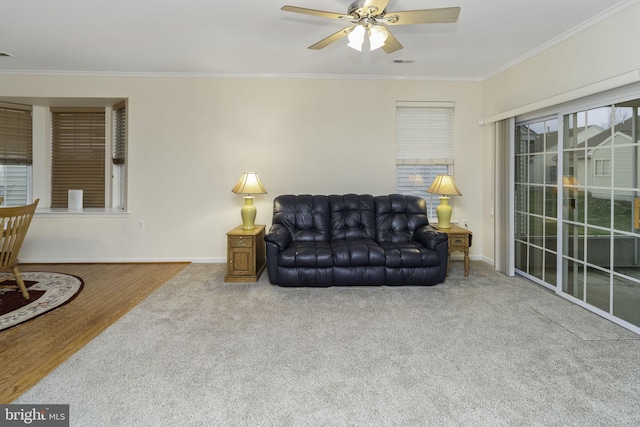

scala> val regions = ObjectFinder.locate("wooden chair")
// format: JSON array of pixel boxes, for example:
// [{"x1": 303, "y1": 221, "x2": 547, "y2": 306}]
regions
[{"x1": 0, "y1": 199, "x2": 39, "y2": 299}]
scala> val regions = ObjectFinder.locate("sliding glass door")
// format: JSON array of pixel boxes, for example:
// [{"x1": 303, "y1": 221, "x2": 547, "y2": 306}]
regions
[
  {"x1": 514, "y1": 98, "x2": 640, "y2": 332},
  {"x1": 562, "y1": 103, "x2": 640, "y2": 328},
  {"x1": 514, "y1": 118, "x2": 559, "y2": 289}
]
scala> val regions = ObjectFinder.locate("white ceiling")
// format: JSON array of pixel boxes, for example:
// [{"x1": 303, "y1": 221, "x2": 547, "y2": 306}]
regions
[{"x1": 0, "y1": 0, "x2": 636, "y2": 80}]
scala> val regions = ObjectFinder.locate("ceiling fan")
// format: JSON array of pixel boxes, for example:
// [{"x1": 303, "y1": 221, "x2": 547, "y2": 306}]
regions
[{"x1": 282, "y1": 0, "x2": 460, "y2": 53}]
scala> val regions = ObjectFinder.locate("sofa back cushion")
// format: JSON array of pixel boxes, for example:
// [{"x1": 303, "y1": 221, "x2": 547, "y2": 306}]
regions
[
  {"x1": 272, "y1": 195, "x2": 331, "y2": 242},
  {"x1": 329, "y1": 194, "x2": 376, "y2": 241},
  {"x1": 374, "y1": 194, "x2": 429, "y2": 243}
]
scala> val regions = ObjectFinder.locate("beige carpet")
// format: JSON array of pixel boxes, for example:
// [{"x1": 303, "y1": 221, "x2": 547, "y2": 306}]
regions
[{"x1": 15, "y1": 261, "x2": 640, "y2": 426}]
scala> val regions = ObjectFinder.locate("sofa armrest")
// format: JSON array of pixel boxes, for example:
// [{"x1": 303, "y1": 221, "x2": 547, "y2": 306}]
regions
[
  {"x1": 414, "y1": 225, "x2": 448, "y2": 250},
  {"x1": 265, "y1": 224, "x2": 292, "y2": 251}
]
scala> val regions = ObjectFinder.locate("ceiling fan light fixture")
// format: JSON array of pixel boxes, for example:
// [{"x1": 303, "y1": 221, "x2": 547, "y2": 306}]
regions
[
  {"x1": 368, "y1": 25, "x2": 387, "y2": 51},
  {"x1": 347, "y1": 25, "x2": 365, "y2": 51},
  {"x1": 283, "y1": 3, "x2": 460, "y2": 54}
]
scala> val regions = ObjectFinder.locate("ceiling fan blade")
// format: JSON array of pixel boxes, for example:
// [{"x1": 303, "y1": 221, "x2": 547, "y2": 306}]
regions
[
  {"x1": 281, "y1": 5, "x2": 346, "y2": 21},
  {"x1": 308, "y1": 27, "x2": 354, "y2": 50},
  {"x1": 384, "y1": 7, "x2": 461, "y2": 25},
  {"x1": 381, "y1": 28, "x2": 403, "y2": 53},
  {"x1": 362, "y1": 0, "x2": 390, "y2": 16}
]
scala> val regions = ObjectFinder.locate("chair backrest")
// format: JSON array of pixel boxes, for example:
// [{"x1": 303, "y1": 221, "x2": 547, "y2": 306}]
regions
[{"x1": 0, "y1": 199, "x2": 39, "y2": 269}]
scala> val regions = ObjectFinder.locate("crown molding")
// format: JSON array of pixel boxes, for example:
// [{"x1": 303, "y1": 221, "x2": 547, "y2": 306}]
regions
[{"x1": 0, "y1": 69, "x2": 481, "y2": 82}]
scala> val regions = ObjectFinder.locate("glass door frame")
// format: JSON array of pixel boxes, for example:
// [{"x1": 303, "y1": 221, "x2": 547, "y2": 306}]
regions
[{"x1": 512, "y1": 84, "x2": 640, "y2": 335}]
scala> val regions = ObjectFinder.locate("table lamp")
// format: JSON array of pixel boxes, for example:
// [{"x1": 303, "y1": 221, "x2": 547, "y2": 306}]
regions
[
  {"x1": 426, "y1": 174, "x2": 462, "y2": 228},
  {"x1": 231, "y1": 172, "x2": 267, "y2": 230}
]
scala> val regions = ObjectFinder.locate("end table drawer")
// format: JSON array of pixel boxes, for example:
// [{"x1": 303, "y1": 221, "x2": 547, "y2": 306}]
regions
[
  {"x1": 229, "y1": 236, "x2": 253, "y2": 248},
  {"x1": 450, "y1": 234, "x2": 468, "y2": 248}
]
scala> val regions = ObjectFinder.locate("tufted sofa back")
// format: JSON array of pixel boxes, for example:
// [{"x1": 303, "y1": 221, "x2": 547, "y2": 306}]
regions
[
  {"x1": 272, "y1": 194, "x2": 428, "y2": 244},
  {"x1": 374, "y1": 194, "x2": 429, "y2": 243},
  {"x1": 329, "y1": 194, "x2": 376, "y2": 240},
  {"x1": 272, "y1": 195, "x2": 331, "y2": 242}
]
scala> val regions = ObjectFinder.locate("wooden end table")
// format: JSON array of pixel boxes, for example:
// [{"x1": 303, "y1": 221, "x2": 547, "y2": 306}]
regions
[
  {"x1": 433, "y1": 223, "x2": 472, "y2": 277},
  {"x1": 224, "y1": 225, "x2": 266, "y2": 282}
]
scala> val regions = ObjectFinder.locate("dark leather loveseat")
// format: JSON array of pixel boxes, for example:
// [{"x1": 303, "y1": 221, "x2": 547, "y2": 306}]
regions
[{"x1": 264, "y1": 194, "x2": 449, "y2": 286}]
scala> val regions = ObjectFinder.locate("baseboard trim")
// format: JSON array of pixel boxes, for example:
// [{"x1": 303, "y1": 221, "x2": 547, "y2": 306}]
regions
[
  {"x1": 450, "y1": 254, "x2": 490, "y2": 263},
  {"x1": 23, "y1": 256, "x2": 495, "y2": 267},
  {"x1": 480, "y1": 255, "x2": 495, "y2": 266},
  {"x1": 22, "y1": 257, "x2": 226, "y2": 264}
]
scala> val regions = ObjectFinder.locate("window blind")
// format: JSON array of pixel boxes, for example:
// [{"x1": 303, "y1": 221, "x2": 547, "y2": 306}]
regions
[
  {"x1": 396, "y1": 103, "x2": 454, "y2": 164},
  {"x1": 112, "y1": 101, "x2": 126, "y2": 165},
  {"x1": 0, "y1": 166, "x2": 28, "y2": 206},
  {"x1": 0, "y1": 103, "x2": 32, "y2": 165},
  {"x1": 0, "y1": 103, "x2": 32, "y2": 206},
  {"x1": 51, "y1": 108, "x2": 105, "y2": 208}
]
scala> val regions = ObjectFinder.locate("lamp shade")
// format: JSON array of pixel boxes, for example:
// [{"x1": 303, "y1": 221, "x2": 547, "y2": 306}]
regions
[
  {"x1": 347, "y1": 25, "x2": 365, "y2": 51},
  {"x1": 347, "y1": 24, "x2": 388, "y2": 52},
  {"x1": 426, "y1": 175, "x2": 462, "y2": 196},
  {"x1": 426, "y1": 174, "x2": 461, "y2": 229},
  {"x1": 369, "y1": 25, "x2": 388, "y2": 51},
  {"x1": 231, "y1": 172, "x2": 267, "y2": 195}
]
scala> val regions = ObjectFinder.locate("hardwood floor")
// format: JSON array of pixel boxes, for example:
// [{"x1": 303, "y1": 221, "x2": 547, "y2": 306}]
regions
[{"x1": 0, "y1": 262, "x2": 189, "y2": 403}]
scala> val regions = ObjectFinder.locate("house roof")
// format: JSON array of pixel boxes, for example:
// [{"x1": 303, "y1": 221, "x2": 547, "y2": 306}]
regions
[
  {"x1": 519, "y1": 125, "x2": 604, "y2": 154},
  {"x1": 578, "y1": 115, "x2": 637, "y2": 149},
  {"x1": 519, "y1": 110, "x2": 640, "y2": 155}
]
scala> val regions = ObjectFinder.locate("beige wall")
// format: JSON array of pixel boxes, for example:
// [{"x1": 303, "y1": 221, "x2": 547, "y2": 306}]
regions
[{"x1": 0, "y1": 75, "x2": 485, "y2": 262}]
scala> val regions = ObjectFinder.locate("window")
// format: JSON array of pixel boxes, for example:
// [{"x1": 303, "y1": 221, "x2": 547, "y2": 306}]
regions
[
  {"x1": 396, "y1": 102, "x2": 454, "y2": 218},
  {"x1": 594, "y1": 159, "x2": 610, "y2": 176},
  {"x1": 0, "y1": 103, "x2": 32, "y2": 206},
  {"x1": 51, "y1": 108, "x2": 106, "y2": 208},
  {"x1": 0, "y1": 98, "x2": 126, "y2": 211},
  {"x1": 112, "y1": 101, "x2": 126, "y2": 210}
]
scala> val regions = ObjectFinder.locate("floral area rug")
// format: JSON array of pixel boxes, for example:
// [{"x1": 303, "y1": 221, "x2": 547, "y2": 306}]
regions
[{"x1": 0, "y1": 272, "x2": 83, "y2": 331}]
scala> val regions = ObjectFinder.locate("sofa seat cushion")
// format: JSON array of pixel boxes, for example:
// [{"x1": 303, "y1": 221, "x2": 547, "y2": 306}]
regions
[
  {"x1": 279, "y1": 241, "x2": 334, "y2": 268},
  {"x1": 332, "y1": 238, "x2": 385, "y2": 267},
  {"x1": 380, "y1": 241, "x2": 442, "y2": 268}
]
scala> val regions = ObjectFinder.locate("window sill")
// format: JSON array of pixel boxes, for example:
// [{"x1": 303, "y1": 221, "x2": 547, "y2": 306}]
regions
[{"x1": 35, "y1": 208, "x2": 130, "y2": 218}]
